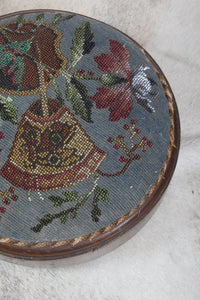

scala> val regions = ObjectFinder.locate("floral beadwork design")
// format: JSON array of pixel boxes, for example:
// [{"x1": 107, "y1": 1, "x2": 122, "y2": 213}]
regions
[
  {"x1": 97, "y1": 119, "x2": 152, "y2": 177},
  {"x1": 31, "y1": 173, "x2": 108, "y2": 232},
  {"x1": 91, "y1": 40, "x2": 158, "y2": 121},
  {"x1": 0, "y1": 13, "x2": 158, "y2": 233}
]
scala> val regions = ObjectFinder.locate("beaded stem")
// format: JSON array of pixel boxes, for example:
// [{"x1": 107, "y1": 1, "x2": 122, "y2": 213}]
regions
[{"x1": 36, "y1": 44, "x2": 49, "y2": 118}]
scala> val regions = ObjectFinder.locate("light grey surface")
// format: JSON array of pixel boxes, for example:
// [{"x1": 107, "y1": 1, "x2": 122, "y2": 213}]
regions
[{"x1": 0, "y1": 0, "x2": 199, "y2": 299}]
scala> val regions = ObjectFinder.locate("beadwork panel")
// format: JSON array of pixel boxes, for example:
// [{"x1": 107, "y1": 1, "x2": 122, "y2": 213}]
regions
[{"x1": 0, "y1": 11, "x2": 171, "y2": 243}]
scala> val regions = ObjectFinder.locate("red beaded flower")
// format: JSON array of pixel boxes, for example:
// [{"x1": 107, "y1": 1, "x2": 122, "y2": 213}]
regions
[{"x1": 91, "y1": 40, "x2": 158, "y2": 121}]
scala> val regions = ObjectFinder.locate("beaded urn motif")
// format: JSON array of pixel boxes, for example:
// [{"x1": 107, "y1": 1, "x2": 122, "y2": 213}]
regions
[
  {"x1": 1, "y1": 98, "x2": 106, "y2": 191},
  {"x1": 0, "y1": 18, "x2": 106, "y2": 192}
]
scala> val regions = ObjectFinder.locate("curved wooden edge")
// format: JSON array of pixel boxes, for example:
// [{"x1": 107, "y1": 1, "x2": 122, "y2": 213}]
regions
[{"x1": 0, "y1": 9, "x2": 180, "y2": 260}]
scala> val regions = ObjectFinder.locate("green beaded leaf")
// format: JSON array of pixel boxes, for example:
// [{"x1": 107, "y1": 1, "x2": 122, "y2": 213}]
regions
[
  {"x1": 66, "y1": 78, "x2": 93, "y2": 122},
  {"x1": 60, "y1": 213, "x2": 67, "y2": 224},
  {"x1": 49, "y1": 191, "x2": 79, "y2": 207},
  {"x1": 91, "y1": 186, "x2": 108, "y2": 222},
  {"x1": 53, "y1": 80, "x2": 64, "y2": 104},
  {"x1": 62, "y1": 191, "x2": 79, "y2": 202},
  {"x1": 0, "y1": 95, "x2": 18, "y2": 124},
  {"x1": 94, "y1": 186, "x2": 109, "y2": 203},
  {"x1": 36, "y1": 13, "x2": 44, "y2": 25},
  {"x1": 16, "y1": 15, "x2": 24, "y2": 29},
  {"x1": 70, "y1": 22, "x2": 95, "y2": 67},
  {"x1": 52, "y1": 13, "x2": 75, "y2": 25}
]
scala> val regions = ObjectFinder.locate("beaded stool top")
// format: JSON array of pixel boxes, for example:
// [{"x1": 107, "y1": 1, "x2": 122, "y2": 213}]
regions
[{"x1": 0, "y1": 10, "x2": 179, "y2": 260}]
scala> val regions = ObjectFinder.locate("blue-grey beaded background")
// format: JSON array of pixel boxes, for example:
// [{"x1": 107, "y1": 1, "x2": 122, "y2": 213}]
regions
[{"x1": 0, "y1": 11, "x2": 170, "y2": 242}]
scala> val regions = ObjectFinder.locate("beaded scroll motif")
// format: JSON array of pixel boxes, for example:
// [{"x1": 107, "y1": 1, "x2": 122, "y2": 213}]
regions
[{"x1": 0, "y1": 14, "x2": 158, "y2": 232}]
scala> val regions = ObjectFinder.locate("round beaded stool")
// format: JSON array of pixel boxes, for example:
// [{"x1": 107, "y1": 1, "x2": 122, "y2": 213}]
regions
[{"x1": 0, "y1": 10, "x2": 180, "y2": 260}]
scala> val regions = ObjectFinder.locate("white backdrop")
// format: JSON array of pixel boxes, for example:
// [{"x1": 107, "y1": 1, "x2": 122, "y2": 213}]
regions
[{"x1": 0, "y1": 1, "x2": 199, "y2": 299}]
